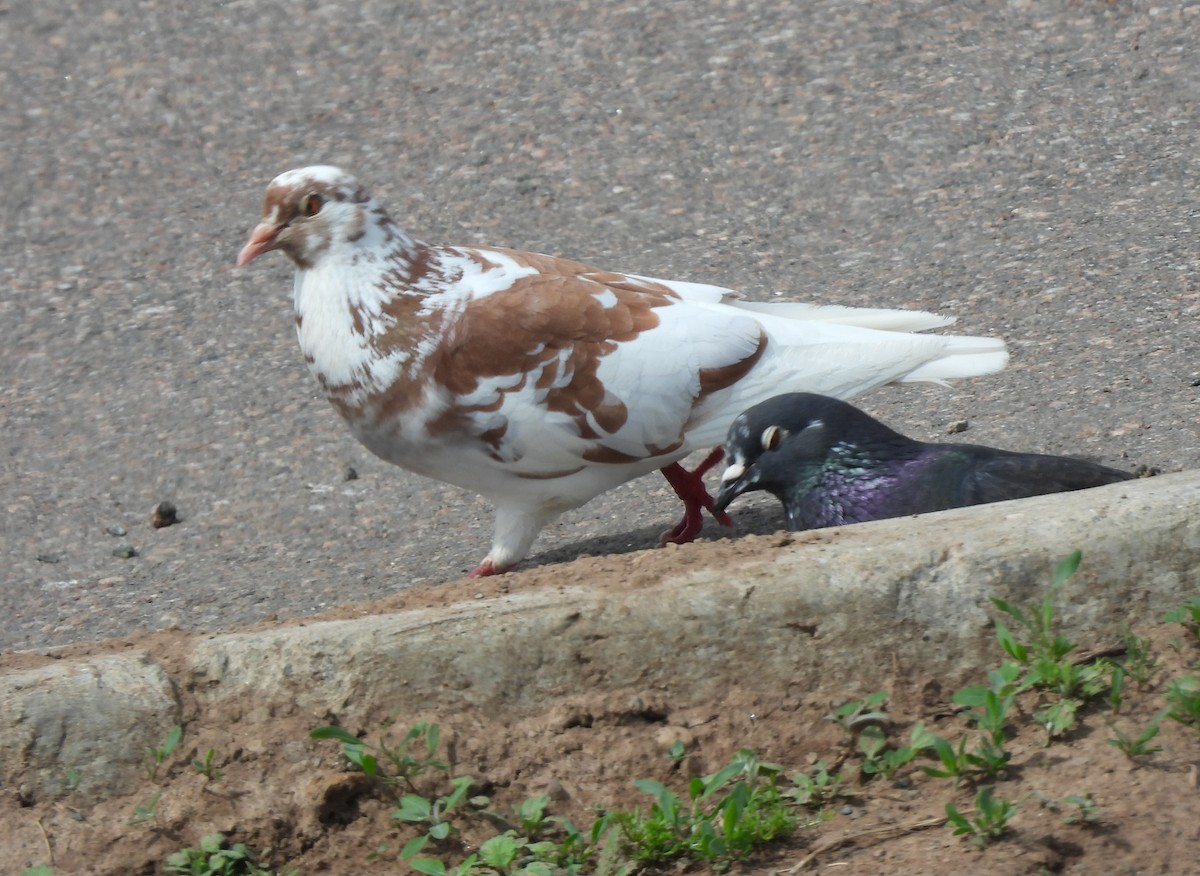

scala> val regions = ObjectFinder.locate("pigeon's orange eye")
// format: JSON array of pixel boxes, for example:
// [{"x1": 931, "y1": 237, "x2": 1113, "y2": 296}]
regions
[
  {"x1": 761, "y1": 425, "x2": 784, "y2": 451},
  {"x1": 301, "y1": 193, "x2": 324, "y2": 216}
]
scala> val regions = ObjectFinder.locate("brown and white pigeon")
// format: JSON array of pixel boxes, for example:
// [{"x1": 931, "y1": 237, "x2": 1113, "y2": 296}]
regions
[{"x1": 237, "y1": 166, "x2": 1007, "y2": 576}]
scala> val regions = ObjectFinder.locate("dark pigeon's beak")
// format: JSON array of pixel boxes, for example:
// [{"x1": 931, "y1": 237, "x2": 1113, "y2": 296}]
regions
[{"x1": 712, "y1": 458, "x2": 755, "y2": 517}]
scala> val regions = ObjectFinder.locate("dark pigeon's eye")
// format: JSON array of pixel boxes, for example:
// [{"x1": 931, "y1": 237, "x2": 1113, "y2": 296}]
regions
[
  {"x1": 301, "y1": 193, "x2": 324, "y2": 216},
  {"x1": 761, "y1": 425, "x2": 785, "y2": 451}
]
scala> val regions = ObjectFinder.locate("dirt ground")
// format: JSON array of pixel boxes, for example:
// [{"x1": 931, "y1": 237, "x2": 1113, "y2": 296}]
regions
[{"x1": 7, "y1": 565, "x2": 1199, "y2": 876}]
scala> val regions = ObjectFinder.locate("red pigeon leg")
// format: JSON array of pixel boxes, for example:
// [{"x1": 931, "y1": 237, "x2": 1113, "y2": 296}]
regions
[{"x1": 658, "y1": 447, "x2": 735, "y2": 545}]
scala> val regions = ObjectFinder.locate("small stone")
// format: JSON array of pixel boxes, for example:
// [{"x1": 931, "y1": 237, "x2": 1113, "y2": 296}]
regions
[
  {"x1": 343, "y1": 465, "x2": 359, "y2": 481},
  {"x1": 36, "y1": 552, "x2": 62, "y2": 564},
  {"x1": 947, "y1": 420, "x2": 969, "y2": 434},
  {"x1": 150, "y1": 501, "x2": 178, "y2": 529},
  {"x1": 106, "y1": 525, "x2": 127, "y2": 537},
  {"x1": 112, "y1": 543, "x2": 138, "y2": 559}
]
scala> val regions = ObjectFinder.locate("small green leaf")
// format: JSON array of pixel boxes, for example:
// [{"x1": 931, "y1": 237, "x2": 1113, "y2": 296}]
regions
[
  {"x1": 400, "y1": 835, "x2": 430, "y2": 859},
  {"x1": 408, "y1": 856, "x2": 447, "y2": 876},
  {"x1": 479, "y1": 833, "x2": 520, "y2": 869},
  {"x1": 309, "y1": 725, "x2": 362, "y2": 745},
  {"x1": 1051, "y1": 550, "x2": 1082, "y2": 590},
  {"x1": 161, "y1": 725, "x2": 183, "y2": 757},
  {"x1": 394, "y1": 793, "x2": 433, "y2": 822}
]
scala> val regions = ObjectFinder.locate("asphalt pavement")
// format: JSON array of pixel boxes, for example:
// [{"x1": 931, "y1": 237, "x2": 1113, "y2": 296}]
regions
[{"x1": 3, "y1": 0, "x2": 1198, "y2": 651}]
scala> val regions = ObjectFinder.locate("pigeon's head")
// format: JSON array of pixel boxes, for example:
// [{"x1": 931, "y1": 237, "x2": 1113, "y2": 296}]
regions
[
  {"x1": 237, "y1": 166, "x2": 385, "y2": 270},
  {"x1": 713, "y1": 392, "x2": 858, "y2": 515}
]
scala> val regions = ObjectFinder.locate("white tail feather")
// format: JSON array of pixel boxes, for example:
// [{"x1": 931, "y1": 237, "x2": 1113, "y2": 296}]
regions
[{"x1": 730, "y1": 299, "x2": 956, "y2": 332}]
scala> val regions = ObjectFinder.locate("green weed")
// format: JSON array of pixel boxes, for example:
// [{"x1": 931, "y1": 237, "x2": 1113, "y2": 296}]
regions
[
  {"x1": 145, "y1": 724, "x2": 183, "y2": 782},
  {"x1": 1105, "y1": 711, "x2": 1166, "y2": 760},
  {"x1": 859, "y1": 722, "x2": 936, "y2": 781},
  {"x1": 310, "y1": 720, "x2": 448, "y2": 794},
  {"x1": 826, "y1": 691, "x2": 888, "y2": 736},
  {"x1": 945, "y1": 786, "x2": 1018, "y2": 846},
  {"x1": 785, "y1": 760, "x2": 844, "y2": 809},
  {"x1": 923, "y1": 732, "x2": 1011, "y2": 784},
  {"x1": 191, "y1": 748, "x2": 224, "y2": 782},
  {"x1": 1059, "y1": 792, "x2": 1100, "y2": 825},
  {"x1": 614, "y1": 748, "x2": 803, "y2": 871},
  {"x1": 165, "y1": 832, "x2": 293, "y2": 876},
  {"x1": 990, "y1": 551, "x2": 1113, "y2": 738},
  {"x1": 127, "y1": 789, "x2": 163, "y2": 826},
  {"x1": 1038, "y1": 791, "x2": 1100, "y2": 826},
  {"x1": 1164, "y1": 675, "x2": 1200, "y2": 730},
  {"x1": 1118, "y1": 628, "x2": 1160, "y2": 690},
  {"x1": 394, "y1": 774, "x2": 475, "y2": 845},
  {"x1": 1164, "y1": 597, "x2": 1200, "y2": 643}
]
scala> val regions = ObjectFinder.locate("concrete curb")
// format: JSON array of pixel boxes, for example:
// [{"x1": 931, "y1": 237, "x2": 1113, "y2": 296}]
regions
[{"x1": 4, "y1": 471, "x2": 1198, "y2": 803}]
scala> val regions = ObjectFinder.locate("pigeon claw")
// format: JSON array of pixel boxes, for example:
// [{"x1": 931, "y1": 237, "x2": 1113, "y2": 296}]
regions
[
  {"x1": 658, "y1": 448, "x2": 735, "y2": 546},
  {"x1": 468, "y1": 559, "x2": 515, "y2": 578}
]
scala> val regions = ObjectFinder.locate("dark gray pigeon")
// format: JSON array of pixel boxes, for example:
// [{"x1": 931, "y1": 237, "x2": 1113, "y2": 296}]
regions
[{"x1": 712, "y1": 392, "x2": 1135, "y2": 531}]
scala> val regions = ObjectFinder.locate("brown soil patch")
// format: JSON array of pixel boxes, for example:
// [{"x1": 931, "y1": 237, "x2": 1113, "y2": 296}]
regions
[{"x1": 5, "y1": 567, "x2": 1199, "y2": 876}]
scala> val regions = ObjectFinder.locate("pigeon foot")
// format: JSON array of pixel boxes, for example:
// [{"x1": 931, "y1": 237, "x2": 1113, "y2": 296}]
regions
[
  {"x1": 468, "y1": 559, "x2": 515, "y2": 578},
  {"x1": 658, "y1": 448, "x2": 735, "y2": 545}
]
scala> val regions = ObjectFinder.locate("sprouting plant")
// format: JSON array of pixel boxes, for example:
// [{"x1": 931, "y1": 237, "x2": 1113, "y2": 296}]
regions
[
  {"x1": 1105, "y1": 710, "x2": 1166, "y2": 761},
  {"x1": 614, "y1": 747, "x2": 802, "y2": 870},
  {"x1": 825, "y1": 691, "x2": 923, "y2": 781},
  {"x1": 668, "y1": 739, "x2": 687, "y2": 765},
  {"x1": 1119, "y1": 628, "x2": 1160, "y2": 690},
  {"x1": 20, "y1": 867, "x2": 53, "y2": 876},
  {"x1": 165, "y1": 832, "x2": 294, "y2": 875},
  {"x1": 1165, "y1": 597, "x2": 1200, "y2": 643},
  {"x1": 395, "y1": 774, "x2": 474, "y2": 842},
  {"x1": 1038, "y1": 791, "x2": 1100, "y2": 826},
  {"x1": 786, "y1": 760, "x2": 844, "y2": 809},
  {"x1": 859, "y1": 722, "x2": 936, "y2": 781},
  {"x1": 472, "y1": 831, "x2": 571, "y2": 876},
  {"x1": 1108, "y1": 665, "x2": 1126, "y2": 713},
  {"x1": 954, "y1": 679, "x2": 1017, "y2": 746},
  {"x1": 475, "y1": 834, "x2": 530, "y2": 876},
  {"x1": 990, "y1": 551, "x2": 1113, "y2": 738},
  {"x1": 396, "y1": 776, "x2": 482, "y2": 876},
  {"x1": 1164, "y1": 675, "x2": 1200, "y2": 730},
  {"x1": 512, "y1": 794, "x2": 552, "y2": 839},
  {"x1": 855, "y1": 725, "x2": 888, "y2": 775},
  {"x1": 923, "y1": 731, "x2": 1011, "y2": 784},
  {"x1": 128, "y1": 789, "x2": 163, "y2": 826},
  {"x1": 1060, "y1": 793, "x2": 1100, "y2": 825},
  {"x1": 1035, "y1": 698, "x2": 1080, "y2": 741},
  {"x1": 825, "y1": 691, "x2": 889, "y2": 737},
  {"x1": 945, "y1": 786, "x2": 1017, "y2": 845},
  {"x1": 310, "y1": 720, "x2": 449, "y2": 793},
  {"x1": 145, "y1": 724, "x2": 183, "y2": 782},
  {"x1": 191, "y1": 747, "x2": 224, "y2": 782}
]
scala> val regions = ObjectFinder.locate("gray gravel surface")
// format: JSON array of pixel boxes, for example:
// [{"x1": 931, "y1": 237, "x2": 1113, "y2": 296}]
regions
[{"x1": 4, "y1": 0, "x2": 1198, "y2": 652}]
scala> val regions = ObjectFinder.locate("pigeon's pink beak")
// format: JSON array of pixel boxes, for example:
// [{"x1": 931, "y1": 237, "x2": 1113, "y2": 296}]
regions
[{"x1": 237, "y1": 222, "x2": 279, "y2": 267}]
